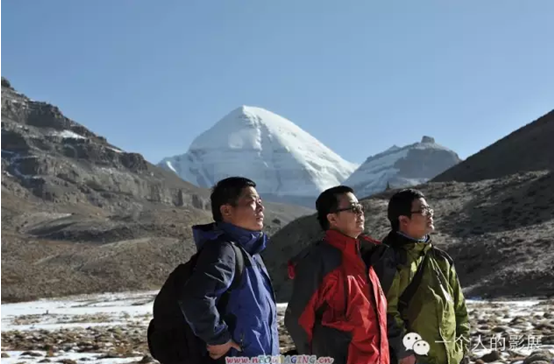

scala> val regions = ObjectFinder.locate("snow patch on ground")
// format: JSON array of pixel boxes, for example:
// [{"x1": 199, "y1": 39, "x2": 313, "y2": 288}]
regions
[
  {"x1": 2, "y1": 292, "x2": 553, "y2": 363},
  {"x1": 2, "y1": 351, "x2": 141, "y2": 364},
  {"x1": 2, "y1": 291, "x2": 156, "y2": 332}
]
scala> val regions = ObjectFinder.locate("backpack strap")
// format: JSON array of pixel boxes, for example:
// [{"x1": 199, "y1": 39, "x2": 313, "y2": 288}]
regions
[
  {"x1": 432, "y1": 246, "x2": 454, "y2": 265},
  {"x1": 391, "y1": 246, "x2": 455, "y2": 322},
  {"x1": 216, "y1": 241, "x2": 247, "y2": 311},
  {"x1": 398, "y1": 250, "x2": 429, "y2": 314},
  {"x1": 228, "y1": 242, "x2": 246, "y2": 291}
]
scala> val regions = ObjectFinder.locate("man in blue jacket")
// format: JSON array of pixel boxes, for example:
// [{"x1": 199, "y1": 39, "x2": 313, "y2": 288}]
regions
[{"x1": 179, "y1": 177, "x2": 279, "y2": 361}]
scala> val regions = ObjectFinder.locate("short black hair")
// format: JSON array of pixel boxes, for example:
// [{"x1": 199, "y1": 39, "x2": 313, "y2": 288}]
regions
[
  {"x1": 315, "y1": 185, "x2": 354, "y2": 231},
  {"x1": 211, "y1": 177, "x2": 256, "y2": 222},
  {"x1": 387, "y1": 188, "x2": 425, "y2": 231}
]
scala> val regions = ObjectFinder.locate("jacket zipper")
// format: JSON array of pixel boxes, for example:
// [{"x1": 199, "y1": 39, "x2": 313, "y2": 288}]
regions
[
  {"x1": 255, "y1": 255, "x2": 277, "y2": 350},
  {"x1": 358, "y1": 248, "x2": 382, "y2": 359}
]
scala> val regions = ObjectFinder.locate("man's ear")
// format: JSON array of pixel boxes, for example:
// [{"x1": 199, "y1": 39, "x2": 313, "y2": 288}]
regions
[
  {"x1": 398, "y1": 215, "x2": 410, "y2": 229},
  {"x1": 220, "y1": 204, "x2": 232, "y2": 219},
  {"x1": 326, "y1": 212, "x2": 337, "y2": 228}
]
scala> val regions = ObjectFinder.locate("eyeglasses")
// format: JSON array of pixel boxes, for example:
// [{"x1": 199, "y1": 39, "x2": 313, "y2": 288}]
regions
[
  {"x1": 332, "y1": 204, "x2": 365, "y2": 215},
  {"x1": 411, "y1": 206, "x2": 434, "y2": 217}
]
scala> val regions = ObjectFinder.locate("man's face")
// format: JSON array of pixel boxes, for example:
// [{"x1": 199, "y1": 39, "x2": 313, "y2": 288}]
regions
[
  {"x1": 222, "y1": 187, "x2": 264, "y2": 231},
  {"x1": 328, "y1": 192, "x2": 365, "y2": 238},
  {"x1": 402, "y1": 197, "x2": 434, "y2": 238}
]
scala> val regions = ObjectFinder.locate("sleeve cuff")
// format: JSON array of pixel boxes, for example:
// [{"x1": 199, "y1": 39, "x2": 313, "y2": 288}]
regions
[{"x1": 206, "y1": 327, "x2": 232, "y2": 346}]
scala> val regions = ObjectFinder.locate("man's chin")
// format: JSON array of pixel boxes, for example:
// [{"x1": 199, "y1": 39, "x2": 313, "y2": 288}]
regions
[
  {"x1": 352, "y1": 227, "x2": 364, "y2": 238},
  {"x1": 235, "y1": 221, "x2": 264, "y2": 231}
]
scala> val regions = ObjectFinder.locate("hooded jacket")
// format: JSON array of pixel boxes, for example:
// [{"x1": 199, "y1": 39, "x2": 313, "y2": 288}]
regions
[
  {"x1": 372, "y1": 231, "x2": 470, "y2": 364},
  {"x1": 178, "y1": 222, "x2": 279, "y2": 358},
  {"x1": 284, "y1": 229, "x2": 390, "y2": 364}
]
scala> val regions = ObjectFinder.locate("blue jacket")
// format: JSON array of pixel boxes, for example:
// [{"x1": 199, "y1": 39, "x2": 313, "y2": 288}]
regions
[{"x1": 179, "y1": 222, "x2": 279, "y2": 358}]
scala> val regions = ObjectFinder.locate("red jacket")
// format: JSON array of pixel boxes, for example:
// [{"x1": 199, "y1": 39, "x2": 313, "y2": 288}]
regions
[{"x1": 284, "y1": 229, "x2": 390, "y2": 364}]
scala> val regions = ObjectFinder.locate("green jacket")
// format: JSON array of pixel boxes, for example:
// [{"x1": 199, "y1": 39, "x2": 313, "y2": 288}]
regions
[{"x1": 371, "y1": 231, "x2": 470, "y2": 364}]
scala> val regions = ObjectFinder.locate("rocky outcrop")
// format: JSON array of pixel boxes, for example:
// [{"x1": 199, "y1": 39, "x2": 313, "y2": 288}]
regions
[{"x1": 1, "y1": 80, "x2": 209, "y2": 213}]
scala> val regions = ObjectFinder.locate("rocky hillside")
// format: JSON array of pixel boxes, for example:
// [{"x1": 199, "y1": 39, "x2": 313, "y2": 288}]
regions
[
  {"x1": 265, "y1": 171, "x2": 554, "y2": 302},
  {"x1": 1, "y1": 83, "x2": 210, "y2": 210},
  {"x1": 1, "y1": 78, "x2": 312, "y2": 302},
  {"x1": 433, "y1": 110, "x2": 554, "y2": 182}
]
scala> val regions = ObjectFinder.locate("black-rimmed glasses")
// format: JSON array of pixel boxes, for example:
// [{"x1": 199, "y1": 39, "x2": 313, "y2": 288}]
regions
[
  {"x1": 332, "y1": 204, "x2": 365, "y2": 215},
  {"x1": 411, "y1": 206, "x2": 434, "y2": 217}
]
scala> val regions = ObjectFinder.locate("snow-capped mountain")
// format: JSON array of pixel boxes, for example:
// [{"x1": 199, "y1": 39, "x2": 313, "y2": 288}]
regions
[
  {"x1": 345, "y1": 136, "x2": 461, "y2": 198},
  {"x1": 159, "y1": 106, "x2": 358, "y2": 204}
]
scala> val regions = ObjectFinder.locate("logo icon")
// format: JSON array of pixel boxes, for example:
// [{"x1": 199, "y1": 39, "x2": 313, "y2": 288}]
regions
[{"x1": 403, "y1": 332, "x2": 430, "y2": 356}]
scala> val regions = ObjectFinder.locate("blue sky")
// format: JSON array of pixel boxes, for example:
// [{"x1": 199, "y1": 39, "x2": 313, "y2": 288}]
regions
[{"x1": 3, "y1": 0, "x2": 554, "y2": 164}]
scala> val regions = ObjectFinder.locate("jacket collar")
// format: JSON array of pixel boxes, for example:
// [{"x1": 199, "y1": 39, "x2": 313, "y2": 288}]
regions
[
  {"x1": 324, "y1": 229, "x2": 360, "y2": 257},
  {"x1": 192, "y1": 222, "x2": 268, "y2": 255},
  {"x1": 384, "y1": 230, "x2": 432, "y2": 254},
  {"x1": 396, "y1": 231, "x2": 430, "y2": 243}
]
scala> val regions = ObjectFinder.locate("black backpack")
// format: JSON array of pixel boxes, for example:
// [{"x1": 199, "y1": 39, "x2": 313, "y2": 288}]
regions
[{"x1": 147, "y1": 241, "x2": 245, "y2": 364}]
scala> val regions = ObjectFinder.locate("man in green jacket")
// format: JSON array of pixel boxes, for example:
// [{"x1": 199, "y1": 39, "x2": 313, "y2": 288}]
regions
[{"x1": 372, "y1": 189, "x2": 470, "y2": 364}]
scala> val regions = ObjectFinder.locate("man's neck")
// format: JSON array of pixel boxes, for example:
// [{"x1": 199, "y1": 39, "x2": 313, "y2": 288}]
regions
[
  {"x1": 396, "y1": 230, "x2": 427, "y2": 242},
  {"x1": 219, "y1": 221, "x2": 260, "y2": 233},
  {"x1": 329, "y1": 228, "x2": 359, "y2": 240}
]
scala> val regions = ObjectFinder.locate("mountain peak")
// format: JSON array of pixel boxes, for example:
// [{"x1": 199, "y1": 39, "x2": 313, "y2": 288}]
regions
[
  {"x1": 1, "y1": 76, "x2": 13, "y2": 89},
  {"x1": 345, "y1": 137, "x2": 460, "y2": 198},
  {"x1": 231, "y1": 105, "x2": 265, "y2": 117},
  {"x1": 159, "y1": 107, "x2": 358, "y2": 200},
  {"x1": 421, "y1": 136, "x2": 435, "y2": 144},
  {"x1": 213, "y1": 106, "x2": 302, "y2": 138}
]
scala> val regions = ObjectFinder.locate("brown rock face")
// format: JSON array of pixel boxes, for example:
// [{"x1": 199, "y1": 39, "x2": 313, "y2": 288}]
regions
[{"x1": 1, "y1": 79, "x2": 311, "y2": 302}]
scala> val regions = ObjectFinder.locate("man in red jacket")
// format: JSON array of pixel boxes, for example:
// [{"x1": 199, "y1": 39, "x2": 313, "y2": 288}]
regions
[{"x1": 285, "y1": 186, "x2": 389, "y2": 364}]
